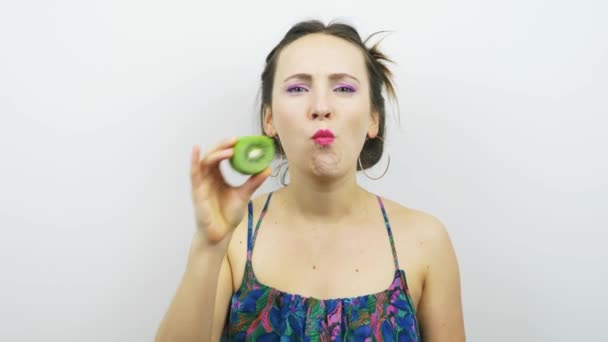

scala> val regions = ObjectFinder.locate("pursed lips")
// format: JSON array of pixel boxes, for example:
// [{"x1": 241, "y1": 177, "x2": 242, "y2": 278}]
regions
[{"x1": 312, "y1": 129, "x2": 335, "y2": 146}]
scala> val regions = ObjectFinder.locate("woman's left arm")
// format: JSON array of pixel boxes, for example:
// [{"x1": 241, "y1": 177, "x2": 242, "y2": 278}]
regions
[{"x1": 417, "y1": 218, "x2": 466, "y2": 342}]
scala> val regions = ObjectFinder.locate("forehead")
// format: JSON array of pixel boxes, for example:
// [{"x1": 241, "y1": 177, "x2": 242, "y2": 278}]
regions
[{"x1": 275, "y1": 33, "x2": 367, "y2": 78}]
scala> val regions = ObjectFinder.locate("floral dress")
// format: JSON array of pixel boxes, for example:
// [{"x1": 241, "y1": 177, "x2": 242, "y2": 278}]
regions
[{"x1": 221, "y1": 192, "x2": 421, "y2": 341}]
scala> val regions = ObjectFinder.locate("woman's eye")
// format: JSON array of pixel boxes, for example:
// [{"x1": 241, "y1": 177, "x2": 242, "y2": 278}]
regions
[
  {"x1": 286, "y1": 85, "x2": 355, "y2": 93},
  {"x1": 287, "y1": 86, "x2": 307, "y2": 93},
  {"x1": 336, "y1": 86, "x2": 355, "y2": 93}
]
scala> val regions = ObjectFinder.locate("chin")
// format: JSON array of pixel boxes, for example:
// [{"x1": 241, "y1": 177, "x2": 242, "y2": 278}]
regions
[
  {"x1": 309, "y1": 154, "x2": 343, "y2": 178},
  {"x1": 311, "y1": 167, "x2": 342, "y2": 178}
]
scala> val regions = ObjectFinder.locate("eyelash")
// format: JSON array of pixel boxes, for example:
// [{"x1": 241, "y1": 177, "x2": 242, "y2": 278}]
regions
[{"x1": 287, "y1": 85, "x2": 356, "y2": 93}]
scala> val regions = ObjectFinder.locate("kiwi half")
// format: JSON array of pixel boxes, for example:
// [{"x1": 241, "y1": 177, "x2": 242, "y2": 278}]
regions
[{"x1": 230, "y1": 135, "x2": 275, "y2": 175}]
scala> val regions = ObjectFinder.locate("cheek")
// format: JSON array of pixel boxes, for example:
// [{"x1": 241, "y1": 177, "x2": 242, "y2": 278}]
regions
[
  {"x1": 272, "y1": 96, "x2": 308, "y2": 130},
  {"x1": 341, "y1": 120, "x2": 368, "y2": 153},
  {"x1": 272, "y1": 109, "x2": 299, "y2": 136},
  {"x1": 270, "y1": 109, "x2": 304, "y2": 153},
  {"x1": 345, "y1": 110, "x2": 372, "y2": 136}
]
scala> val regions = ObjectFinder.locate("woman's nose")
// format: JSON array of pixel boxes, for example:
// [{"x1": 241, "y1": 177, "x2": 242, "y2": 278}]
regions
[
  {"x1": 310, "y1": 92, "x2": 332, "y2": 120},
  {"x1": 311, "y1": 111, "x2": 332, "y2": 120}
]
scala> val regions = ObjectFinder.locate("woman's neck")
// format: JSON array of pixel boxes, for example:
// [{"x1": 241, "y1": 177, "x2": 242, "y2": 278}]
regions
[{"x1": 279, "y1": 169, "x2": 369, "y2": 225}]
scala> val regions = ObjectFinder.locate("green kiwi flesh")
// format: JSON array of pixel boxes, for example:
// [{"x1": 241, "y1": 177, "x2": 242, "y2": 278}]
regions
[{"x1": 230, "y1": 136, "x2": 275, "y2": 175}]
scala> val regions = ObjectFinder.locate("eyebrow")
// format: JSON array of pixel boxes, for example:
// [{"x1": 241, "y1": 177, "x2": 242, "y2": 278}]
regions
[{"x1": 283, "y1": 73, "x2": 360, "y2": 84}]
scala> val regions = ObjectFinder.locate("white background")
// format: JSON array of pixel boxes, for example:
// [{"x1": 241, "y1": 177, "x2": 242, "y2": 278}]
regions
[{"x1": 1, "y1": 0, "x2": 606, "y2": 341}]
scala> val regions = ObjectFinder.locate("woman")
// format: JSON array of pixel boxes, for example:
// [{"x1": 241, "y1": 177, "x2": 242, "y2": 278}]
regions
[{"x1": 156, "y1": 20, "x2": 465, "y2": 342}]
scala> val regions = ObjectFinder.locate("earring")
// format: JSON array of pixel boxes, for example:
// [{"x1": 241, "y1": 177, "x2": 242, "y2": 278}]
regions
[
  {"x1": 358, "y1": 136, "x2": 391, "y2": 181},
  {"x1": 271, "y1": 136, "x2": 289, "y2": 185}
]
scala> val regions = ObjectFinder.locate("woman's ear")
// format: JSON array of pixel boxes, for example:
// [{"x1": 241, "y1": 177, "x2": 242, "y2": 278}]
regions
[
  {"x1": 263, "y1": 105, "x2": 275, "y2": 136},
  {"x1": 367, "y1": 110, "x2": 380, "y2": 139}
]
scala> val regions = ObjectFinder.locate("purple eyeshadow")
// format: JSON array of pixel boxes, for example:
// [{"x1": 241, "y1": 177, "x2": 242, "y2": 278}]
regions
[
  {"x1": 286, "y1": 83, "x2": 357, "y2": 93},
  {"x1": 338, "y1": 84, "x2": 356, "y2": 92},
  {"x1": 287, "y1": 84, "x2": 307, "y2": 92}
]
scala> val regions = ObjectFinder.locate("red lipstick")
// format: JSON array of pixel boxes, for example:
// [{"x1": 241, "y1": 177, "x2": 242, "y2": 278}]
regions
[{"x1": 312, "y1": 129, "x2": 335, "y2": 146}]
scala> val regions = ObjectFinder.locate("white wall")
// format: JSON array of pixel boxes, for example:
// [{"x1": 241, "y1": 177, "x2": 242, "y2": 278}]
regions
[{"x1": 1, "y1": 0, "x2": 606, "y2": 341}]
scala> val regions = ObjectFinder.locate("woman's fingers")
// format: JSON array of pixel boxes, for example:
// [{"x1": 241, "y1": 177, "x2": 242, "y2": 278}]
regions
[
  {"x1": 191, "y1": 139, "x2": 237, "y2": 187},
  {"x1": 211, "y1": 136, "x2": 238, "y2": 151},
  {"x1": 237, "y1": 167, "x2": 272, "y2": 200},
  {"x1": 199, "y1": 148, "x2": 234, "y2": 176},
  {"x1": 191, "y1": 145, "x2": 203, "y2": 186}
]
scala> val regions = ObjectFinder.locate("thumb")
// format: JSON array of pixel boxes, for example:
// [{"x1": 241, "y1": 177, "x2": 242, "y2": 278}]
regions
[{"x1": 237, "y1": 167, "x2": 272, "y2": 199}]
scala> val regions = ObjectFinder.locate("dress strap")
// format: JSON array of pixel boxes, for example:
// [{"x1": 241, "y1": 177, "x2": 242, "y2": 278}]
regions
[
  {"x1": 376, "y1": 195, "x2": 401, "y2": 271},
  {"x1": 246, "y1": 191, "x2": 273, "y2": 261},
  {"x1": 246, "y1": 200, "x2": 254, "y2": 261}
]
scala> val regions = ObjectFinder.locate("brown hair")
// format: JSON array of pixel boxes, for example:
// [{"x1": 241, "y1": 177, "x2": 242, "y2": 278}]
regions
[{"x1": 258, "y1": 19, "x2": 398, "y2": 181}]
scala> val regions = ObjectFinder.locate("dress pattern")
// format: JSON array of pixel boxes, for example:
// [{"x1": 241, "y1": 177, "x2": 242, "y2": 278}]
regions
[{"x1": 221, "y1": 192, "x2": 421, "y2": 341}]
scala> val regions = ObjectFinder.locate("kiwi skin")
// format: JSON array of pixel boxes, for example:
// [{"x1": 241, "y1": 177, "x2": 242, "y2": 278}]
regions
[{"x1": 230, "y1": 135, "x2": 275, "y2": 175}]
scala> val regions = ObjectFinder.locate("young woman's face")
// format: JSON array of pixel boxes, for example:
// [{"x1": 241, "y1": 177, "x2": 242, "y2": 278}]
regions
[{"x1": 265, "y1": 33, "x2": 379, "y2": 179}]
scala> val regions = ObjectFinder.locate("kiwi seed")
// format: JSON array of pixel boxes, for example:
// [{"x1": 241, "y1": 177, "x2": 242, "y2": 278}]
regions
[{"x1": 230, "y1": 135, "x2": 275, "y2": 175}]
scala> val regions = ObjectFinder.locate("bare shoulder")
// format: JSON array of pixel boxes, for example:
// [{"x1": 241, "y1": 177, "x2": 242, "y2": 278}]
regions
[
  {"x1": 226, "y1": 192, "x2": 274, "y2": 291},
  {"x1": 377, "y1": 195, "x2": 461, "y2": 314},
  {"x1": 377, "y1": 195, "x2": 459, "y2": 285},
  {"x1": 379, "y1": 196, "x2": 465, "y2": 340},
  {"x1": 228, "y1": 192, "x2": 272, "y2": 248},
  {"x1": 378, "y1": 195, "x2": 452, "y2": 249}
]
